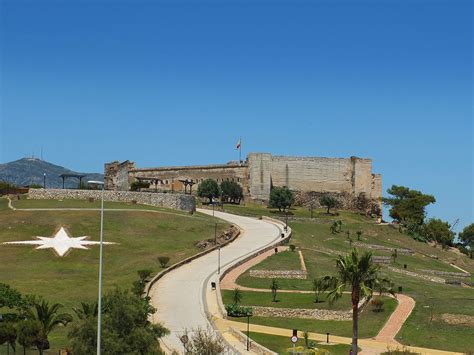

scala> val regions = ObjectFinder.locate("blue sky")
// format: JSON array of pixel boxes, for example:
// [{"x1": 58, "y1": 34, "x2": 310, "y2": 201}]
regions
[{"x1": 1, "y1": 0, "x2": 472, "y2": 231}]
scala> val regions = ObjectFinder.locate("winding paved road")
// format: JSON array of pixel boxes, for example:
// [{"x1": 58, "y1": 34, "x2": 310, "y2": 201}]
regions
[{"x1": 148, "y1": 209, "x2": 283, "y2": 353}]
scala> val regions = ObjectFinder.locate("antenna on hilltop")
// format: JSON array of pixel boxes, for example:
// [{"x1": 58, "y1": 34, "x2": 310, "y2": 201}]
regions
[
  {"x1": 451, "y1": 218, "x2": 460, "y2": 231},
  {"x1": 41, "y1": 146, "x2": 43, "y2": 160}
]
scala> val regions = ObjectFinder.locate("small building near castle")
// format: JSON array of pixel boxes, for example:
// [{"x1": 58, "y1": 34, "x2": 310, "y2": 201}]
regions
[{"x1": 104, "y1": 153, "x2": 382, "y2": 209}]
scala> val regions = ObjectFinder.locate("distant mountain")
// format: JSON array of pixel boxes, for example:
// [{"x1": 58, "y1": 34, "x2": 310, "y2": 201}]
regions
[{"x1": 0, "y1": 158, "x2": 103, "y2": 188}]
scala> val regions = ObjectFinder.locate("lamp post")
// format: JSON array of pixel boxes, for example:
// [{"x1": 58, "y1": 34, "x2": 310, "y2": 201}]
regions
[
  {"x1": 285, "y1": 208, "x2": 288, "y2": 232},
  {"x1": 43, "y1": 173, "x2": 46, "y2": 189},
  {"x1": 88, "y1": 180, "x2": 105, "y2": 355},
  {"x1": 246, "y1": 314, "x2": 251, "y2": 351},
  {"x1": 218, "y1": 245, "x2": 221, "y2": 275}
]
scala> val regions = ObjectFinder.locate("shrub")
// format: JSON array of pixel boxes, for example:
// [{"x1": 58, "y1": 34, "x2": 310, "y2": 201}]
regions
[
  {"x1": 224, "y1": 304, "x2": 253, "y2": 317},
  {"x1": 158, "y1": 256, "x2": 170, "y2": 268},
  {"x1": 289, "y1": 244, "x2": 296, "y2": 252}
]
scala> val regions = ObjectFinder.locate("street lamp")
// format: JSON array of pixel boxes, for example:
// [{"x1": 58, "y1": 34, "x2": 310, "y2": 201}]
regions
[
  {"x1": 218, "y1": 245, "x2": 221, "y2": 275},
  {"x1": 43, "y1": 173, "x2": 46, "y2": 189},
  {"x1": 246, "y1": 313, "x2": 252, "y2": 351},
  {"x1": 284, "y1": 208, "x2": 288, "y2": 232},
  {"x1": 88, "y1": 180, "x2": 105, "y2": 355}
]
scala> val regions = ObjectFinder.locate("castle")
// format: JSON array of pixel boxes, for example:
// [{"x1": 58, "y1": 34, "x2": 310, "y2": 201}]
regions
[{"x1": 104, "y1": 153, "x2": 382, "y2": 207}]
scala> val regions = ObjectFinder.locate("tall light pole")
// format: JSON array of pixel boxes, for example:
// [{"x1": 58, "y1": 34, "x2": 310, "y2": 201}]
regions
[
  {"x1": 88, "y1": 180, "x2": 105, "y2": 355},
  {"x1": 43, "y1": 173, "x2": 46, "y2": 189}
]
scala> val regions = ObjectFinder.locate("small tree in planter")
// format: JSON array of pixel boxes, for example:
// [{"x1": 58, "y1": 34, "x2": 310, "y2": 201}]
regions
[
  {"x1": 158, "y1": 256, "x2": 170, "y2": 268},
  {"x1": 312, "y1": 277, "x2": 327, "y2": 303},
  {"x1": 391, "y1": 249, "x2": 398, "y2": 263},
  {"x1": 270, "y1": 279, "x2": 279, "y2": 302},
  {"x1": 232, "y1": 288, "x2": 242, "y2": 305},
  {"x1": 289, "y1": 244, "x2": 296, "y2": 252}
]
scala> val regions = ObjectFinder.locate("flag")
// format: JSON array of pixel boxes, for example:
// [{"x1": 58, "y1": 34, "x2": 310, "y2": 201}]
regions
[{"x1": 236, "y1": 138, "x2": 241, "y2": 150}]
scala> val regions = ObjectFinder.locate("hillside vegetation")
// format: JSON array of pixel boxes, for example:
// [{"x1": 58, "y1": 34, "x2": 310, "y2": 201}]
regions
[
  {"x1": 219, "y1": 202, "x2": 474, "y2": 353},
  {"x1": 0, "y1": 197, "x2": 226, "y2": 352}
]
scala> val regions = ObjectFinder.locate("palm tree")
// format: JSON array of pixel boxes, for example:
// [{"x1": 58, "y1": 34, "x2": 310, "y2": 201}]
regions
[
  {"x1": 27, "y1": 300, "x2": 72, "y2": 354},
  {"x1": 323, "y1": 249, "x2": 394, "y2": 355},
  {"x1": 232, "y1": 288, "x2": 243, "y2": 305},
  {"x1": 73, "y1": 302, "x2": 98, "y2": 320}
]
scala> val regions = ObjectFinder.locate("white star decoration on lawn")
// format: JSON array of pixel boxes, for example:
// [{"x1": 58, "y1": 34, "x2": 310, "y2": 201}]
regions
[{"x1": 2, "y1": 227, "x2": 116, "y2": 257}]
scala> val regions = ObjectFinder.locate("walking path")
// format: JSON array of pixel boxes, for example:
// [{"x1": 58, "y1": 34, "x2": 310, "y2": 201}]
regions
[
  {"x1": 374, "y1": 294, "x2": 415, "y2": 344},
  {"x1": 221, "y1": 319, "x2": 462, "y2": 355}
]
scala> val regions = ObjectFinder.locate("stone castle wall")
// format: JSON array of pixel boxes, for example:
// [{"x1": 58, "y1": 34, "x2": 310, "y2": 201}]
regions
[
  {"x1": 130, "y1": 164, "x2": 248, "y2": 195},
  {"x1": 28, "y1": 188, "x2": 196, "y2": 212},
  {"x1": 103, "y1": 153, "x2": 382, "y2": 206}
]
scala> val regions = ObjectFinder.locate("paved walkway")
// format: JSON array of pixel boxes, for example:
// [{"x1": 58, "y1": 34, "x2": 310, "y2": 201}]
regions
[
  {"x1": 222, "y1": 319, "x2": 462, "y2": 355},
  {"x1": 374, "y1": 294, "x2": 415, "y2": 344},
  {"x1": 148, "y1": 209, "x2": 284, "y2": 353}
]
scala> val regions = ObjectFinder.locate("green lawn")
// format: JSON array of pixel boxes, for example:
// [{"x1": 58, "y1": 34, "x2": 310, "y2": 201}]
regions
[
  {"x1": 248, "y1": 331, "x2": 353, "y2": 355},
  {"x1": 250, "y1": 249, "x2": 303, "y2": 271},
  {"x1": 220, "y1": 202, "x2": 474, "y2": 352},
  {"x1": 223, "y1": 290, "x2": 352, "y2": 311},
  {"x1": 230, "y1": 296, "x2": 397, "y2": 339},
  {"x1": 0, "y1": 197, "x2": 226, "y2": 352}
]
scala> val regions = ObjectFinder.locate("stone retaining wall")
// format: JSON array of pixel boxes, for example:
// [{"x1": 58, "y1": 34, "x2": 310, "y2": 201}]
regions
[
  {"x1": 28, "y1": 188, "x2": 196, "y2": 212},
  {"x1": 387, "y1": 266, "x2": 445, "y2": 284},
  {"x1": 419, "y1": 269, "x2": 470, "y2": 278},
  {"x1": 251, "y1": 306, "x2": 352, "y2": 321},
  {"x1": 249, "y1": 270, "x2": 308, "y2": 279},
  {"x1": 353, "y1": 242, "x2": 413, "y2": 255}
]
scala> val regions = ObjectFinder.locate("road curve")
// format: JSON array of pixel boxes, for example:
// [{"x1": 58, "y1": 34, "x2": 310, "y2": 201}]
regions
[{"x1": 149, "y1": 209, "x2": 282, "y2": 353}]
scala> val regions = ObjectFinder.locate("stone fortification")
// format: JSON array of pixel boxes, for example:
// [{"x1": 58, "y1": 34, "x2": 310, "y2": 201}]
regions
[
  {"x1": 28, "y1": 188, "x2": 196, "y2": 212},
  {"x1": 104, "y1": 152, "x2": 382, "y2": 210}
]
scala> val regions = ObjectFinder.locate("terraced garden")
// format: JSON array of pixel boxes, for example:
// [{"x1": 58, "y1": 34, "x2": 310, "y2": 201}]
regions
[{"x1": 217, "y1": 202, "x2": 474, "y2": 353}]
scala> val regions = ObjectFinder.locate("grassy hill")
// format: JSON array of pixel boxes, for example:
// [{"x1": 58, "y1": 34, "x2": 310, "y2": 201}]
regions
[
  {"x1": 217, "y1": 202, "x2": 474, "y2": 353},
  {"x1": 0, "y1": 197, "x2": 226, "y2": 352}
]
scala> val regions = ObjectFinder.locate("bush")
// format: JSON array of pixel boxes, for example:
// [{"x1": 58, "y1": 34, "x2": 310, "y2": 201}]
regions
[
  {"x1": 289, "y1": 244, "x2": 296, "y2": 252},
  {"x1": 158, "y1": 256, "x2": 170, "y2": 268},
  {"x1": 224, "y1": 304, "x2": 253, "y2": 317}
]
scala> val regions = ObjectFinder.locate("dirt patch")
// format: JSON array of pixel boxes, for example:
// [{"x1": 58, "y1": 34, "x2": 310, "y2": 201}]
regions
[{"x1": 440, "y1": 313, "x2": 474, "y2": 327}]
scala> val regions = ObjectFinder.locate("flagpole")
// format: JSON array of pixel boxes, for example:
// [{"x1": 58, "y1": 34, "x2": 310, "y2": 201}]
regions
[{"x1": 239, "y1": 136, "x2": 242, "y2": 164}]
